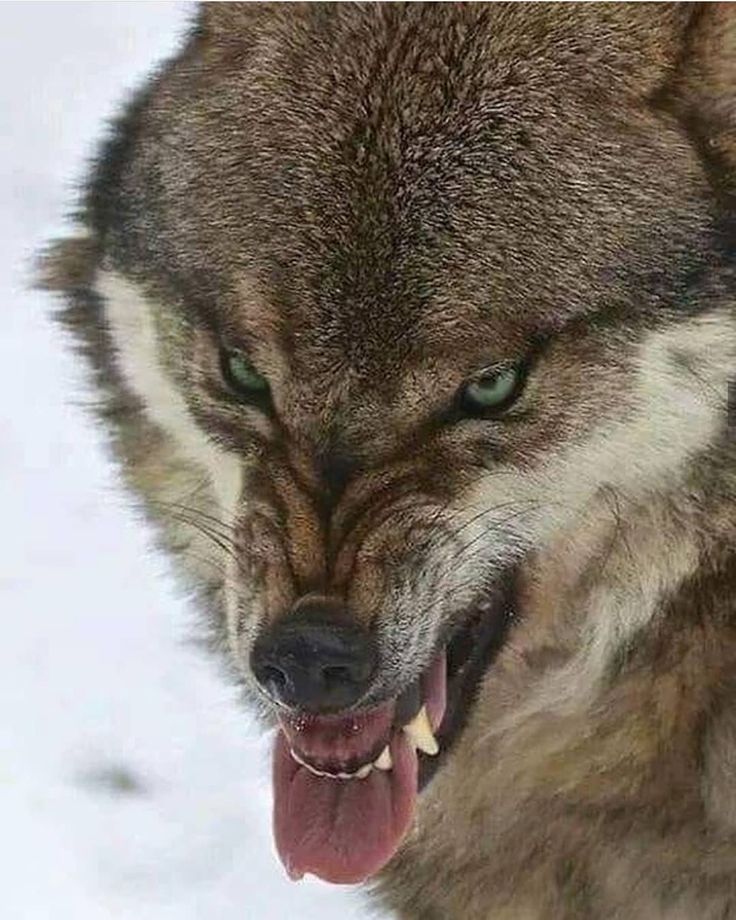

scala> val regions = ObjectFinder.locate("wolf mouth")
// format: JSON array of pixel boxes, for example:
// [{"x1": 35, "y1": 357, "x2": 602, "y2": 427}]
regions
[{"x1": 271, "y1": 573, "x2": 516, "y2": 884}]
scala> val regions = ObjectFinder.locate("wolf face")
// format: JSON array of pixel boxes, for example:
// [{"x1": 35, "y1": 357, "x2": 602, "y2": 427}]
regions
[{"x1": 45, "y1": 3, "x2": 736, "y2": 900}]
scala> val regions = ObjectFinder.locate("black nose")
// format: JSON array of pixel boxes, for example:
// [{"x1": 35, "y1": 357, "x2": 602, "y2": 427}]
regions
[{"x1": 250, "y1": 599, "x2": 377, "y2": 713}]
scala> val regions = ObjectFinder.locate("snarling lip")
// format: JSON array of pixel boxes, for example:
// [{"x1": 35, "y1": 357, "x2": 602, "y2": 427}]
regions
[{"x1": 270, "y1": 573, "x2": 516, "y2": 884}]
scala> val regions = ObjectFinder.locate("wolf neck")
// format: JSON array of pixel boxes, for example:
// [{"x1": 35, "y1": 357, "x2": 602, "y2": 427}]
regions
[
  {"x1": 379, "y1": 460, "x2": 736, "y2": 919},
  {"x1": 529, "y1": 492, "x2": 696, "y2": 676},
  {"x1": 466, "y1": 442, "x2": 736, "y2": 780},
  {"x1": 517, "y1": 471, "x2": 710, "y2": 705}
]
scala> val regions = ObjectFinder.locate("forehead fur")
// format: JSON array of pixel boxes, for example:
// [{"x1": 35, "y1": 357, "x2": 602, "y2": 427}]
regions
[{"x1": 91, "y1": 3, "x2": 726, "y2": 394}]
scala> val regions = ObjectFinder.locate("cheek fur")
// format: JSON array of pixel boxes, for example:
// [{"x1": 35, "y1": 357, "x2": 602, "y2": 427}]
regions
[
  {"x1": 99, "y1": 269, "x2": 243, "y2": 513},
  {"x1": 462, "y1": 309, "x2": 735, "y2": 555}
]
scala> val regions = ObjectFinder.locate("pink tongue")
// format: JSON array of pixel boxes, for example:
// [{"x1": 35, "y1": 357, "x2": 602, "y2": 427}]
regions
[{"x1": 273, "y1": 731, "x2": 418, "y2": 884}]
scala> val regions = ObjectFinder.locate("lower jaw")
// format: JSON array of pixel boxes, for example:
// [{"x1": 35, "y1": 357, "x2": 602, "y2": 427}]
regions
[{"x1": 271, "y1": 572, "x2": 517, "y2": 885}]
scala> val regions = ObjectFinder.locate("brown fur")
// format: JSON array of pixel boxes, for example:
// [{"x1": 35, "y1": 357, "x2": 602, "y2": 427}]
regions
[
  {"x1": 380, "y1": 487, "x2": 736, "y2": 918},
  {"x1": 42, "y1": 4, "x2": 736, "y2": 917}
]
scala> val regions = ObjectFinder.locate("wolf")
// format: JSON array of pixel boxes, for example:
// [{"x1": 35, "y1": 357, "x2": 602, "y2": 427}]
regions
[{"x1": 40, "y1": 3, "x2": 736, "y2": 917}]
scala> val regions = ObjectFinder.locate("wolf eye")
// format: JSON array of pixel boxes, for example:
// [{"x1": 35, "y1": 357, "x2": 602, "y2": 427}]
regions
[
  {"x1": 220, "y1": 349, "x2": 270, "y2": 400},
  {"x1": 460, "y1": 365, "x2": 523, "y2": 416}
]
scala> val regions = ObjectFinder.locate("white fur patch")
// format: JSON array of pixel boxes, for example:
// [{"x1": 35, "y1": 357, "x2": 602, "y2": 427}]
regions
[
  {"x1": 97, "y1": 270, "x2": 242, "y2": 513},
  {"x1": 382, "y1": 310, "x2": 735, "y2": 691},
  {"x1": 465, "y1": 309, "x2": 735, "y2": 551},
  {"x1": 97, "y1": 270, "x2": 244, "y2": 648},
  {"x1": 463, "y1": 310, "x2": 735, "y2": 711}
]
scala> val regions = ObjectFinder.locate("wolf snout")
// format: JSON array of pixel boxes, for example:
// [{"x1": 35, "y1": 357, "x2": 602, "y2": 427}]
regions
[{"x1": 250, "y1": 598, "x2": 377, "y2": 713}]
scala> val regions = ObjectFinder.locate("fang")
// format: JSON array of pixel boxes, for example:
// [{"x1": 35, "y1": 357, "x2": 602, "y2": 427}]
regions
[{"x1": 403, "y1": 705, "x2": 440, "y2": 756}]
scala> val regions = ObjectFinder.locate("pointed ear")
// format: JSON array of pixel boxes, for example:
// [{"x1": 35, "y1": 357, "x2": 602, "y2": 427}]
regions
[{"x1": 665, "y1": 5, "x2": 736, "y2": 191}]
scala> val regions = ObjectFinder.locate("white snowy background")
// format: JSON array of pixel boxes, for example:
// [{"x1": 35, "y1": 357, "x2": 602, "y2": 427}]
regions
[{"x1": 1, "y1": 4, "x2": 384, "y2": 918}]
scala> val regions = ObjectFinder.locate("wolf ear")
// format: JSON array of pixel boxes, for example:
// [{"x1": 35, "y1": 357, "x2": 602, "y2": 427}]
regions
[{"x1": 665, "y1": 5, "x2": 736, "y2": 191}]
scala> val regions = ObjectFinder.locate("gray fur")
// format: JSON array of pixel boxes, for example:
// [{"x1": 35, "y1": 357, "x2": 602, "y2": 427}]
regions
[{"x1": 41, "y1": 5, "x2": 736, "y2": 917}]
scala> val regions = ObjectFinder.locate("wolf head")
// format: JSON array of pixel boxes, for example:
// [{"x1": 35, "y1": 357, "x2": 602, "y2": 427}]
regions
[{"x1": 44, "y1": 3, "x2": 736, "y2": 887}]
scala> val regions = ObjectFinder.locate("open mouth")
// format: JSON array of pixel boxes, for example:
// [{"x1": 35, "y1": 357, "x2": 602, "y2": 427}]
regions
[{"x1": 272, "y1": 573, "x2": 516, "y2": 884}]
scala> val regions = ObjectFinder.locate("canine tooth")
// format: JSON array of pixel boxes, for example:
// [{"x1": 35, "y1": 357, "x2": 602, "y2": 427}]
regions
[
  {"x1": 403, "y1": 705, "x2": 439, "y2": 756},
  {"x1": 374, "y1": 745, "x2": 392, "y2": 770}
]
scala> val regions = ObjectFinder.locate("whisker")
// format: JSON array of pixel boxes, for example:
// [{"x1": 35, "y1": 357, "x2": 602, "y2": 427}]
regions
[
  {"x1": 175, "y1": 548, "x2": 246, "y2": 595},
  {"x1": 446, "y1": 503, "x2": 539, "y2": 570},
  {"x1": 430, "y1": 498, "x2": 540, "y2": 557},
  {"x1": 155, "y1": 500, "x2": 238, "y2": 533},
  {"x1": 410, "y1": 503, "x2": 541, "y2": 622},
  {"x1": 150, "y1": 499, "x2": 239, "y2": 539},
  {"x1": 163, "y1": 510, "x2": 241, "y2": 564}
]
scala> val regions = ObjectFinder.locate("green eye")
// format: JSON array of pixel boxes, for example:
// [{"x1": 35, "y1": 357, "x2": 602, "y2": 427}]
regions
[
  {"x1": 221, "y1": 349, "x2": 270, "y2": 398},
  {"x1": 461, "y1": 365, "x2": 523, "y2": 415}
]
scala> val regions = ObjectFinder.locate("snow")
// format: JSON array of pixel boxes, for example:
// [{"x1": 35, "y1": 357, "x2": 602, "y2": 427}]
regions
[{"x1": 0, "y1": 5, "x2": 382, "y2": 918}]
